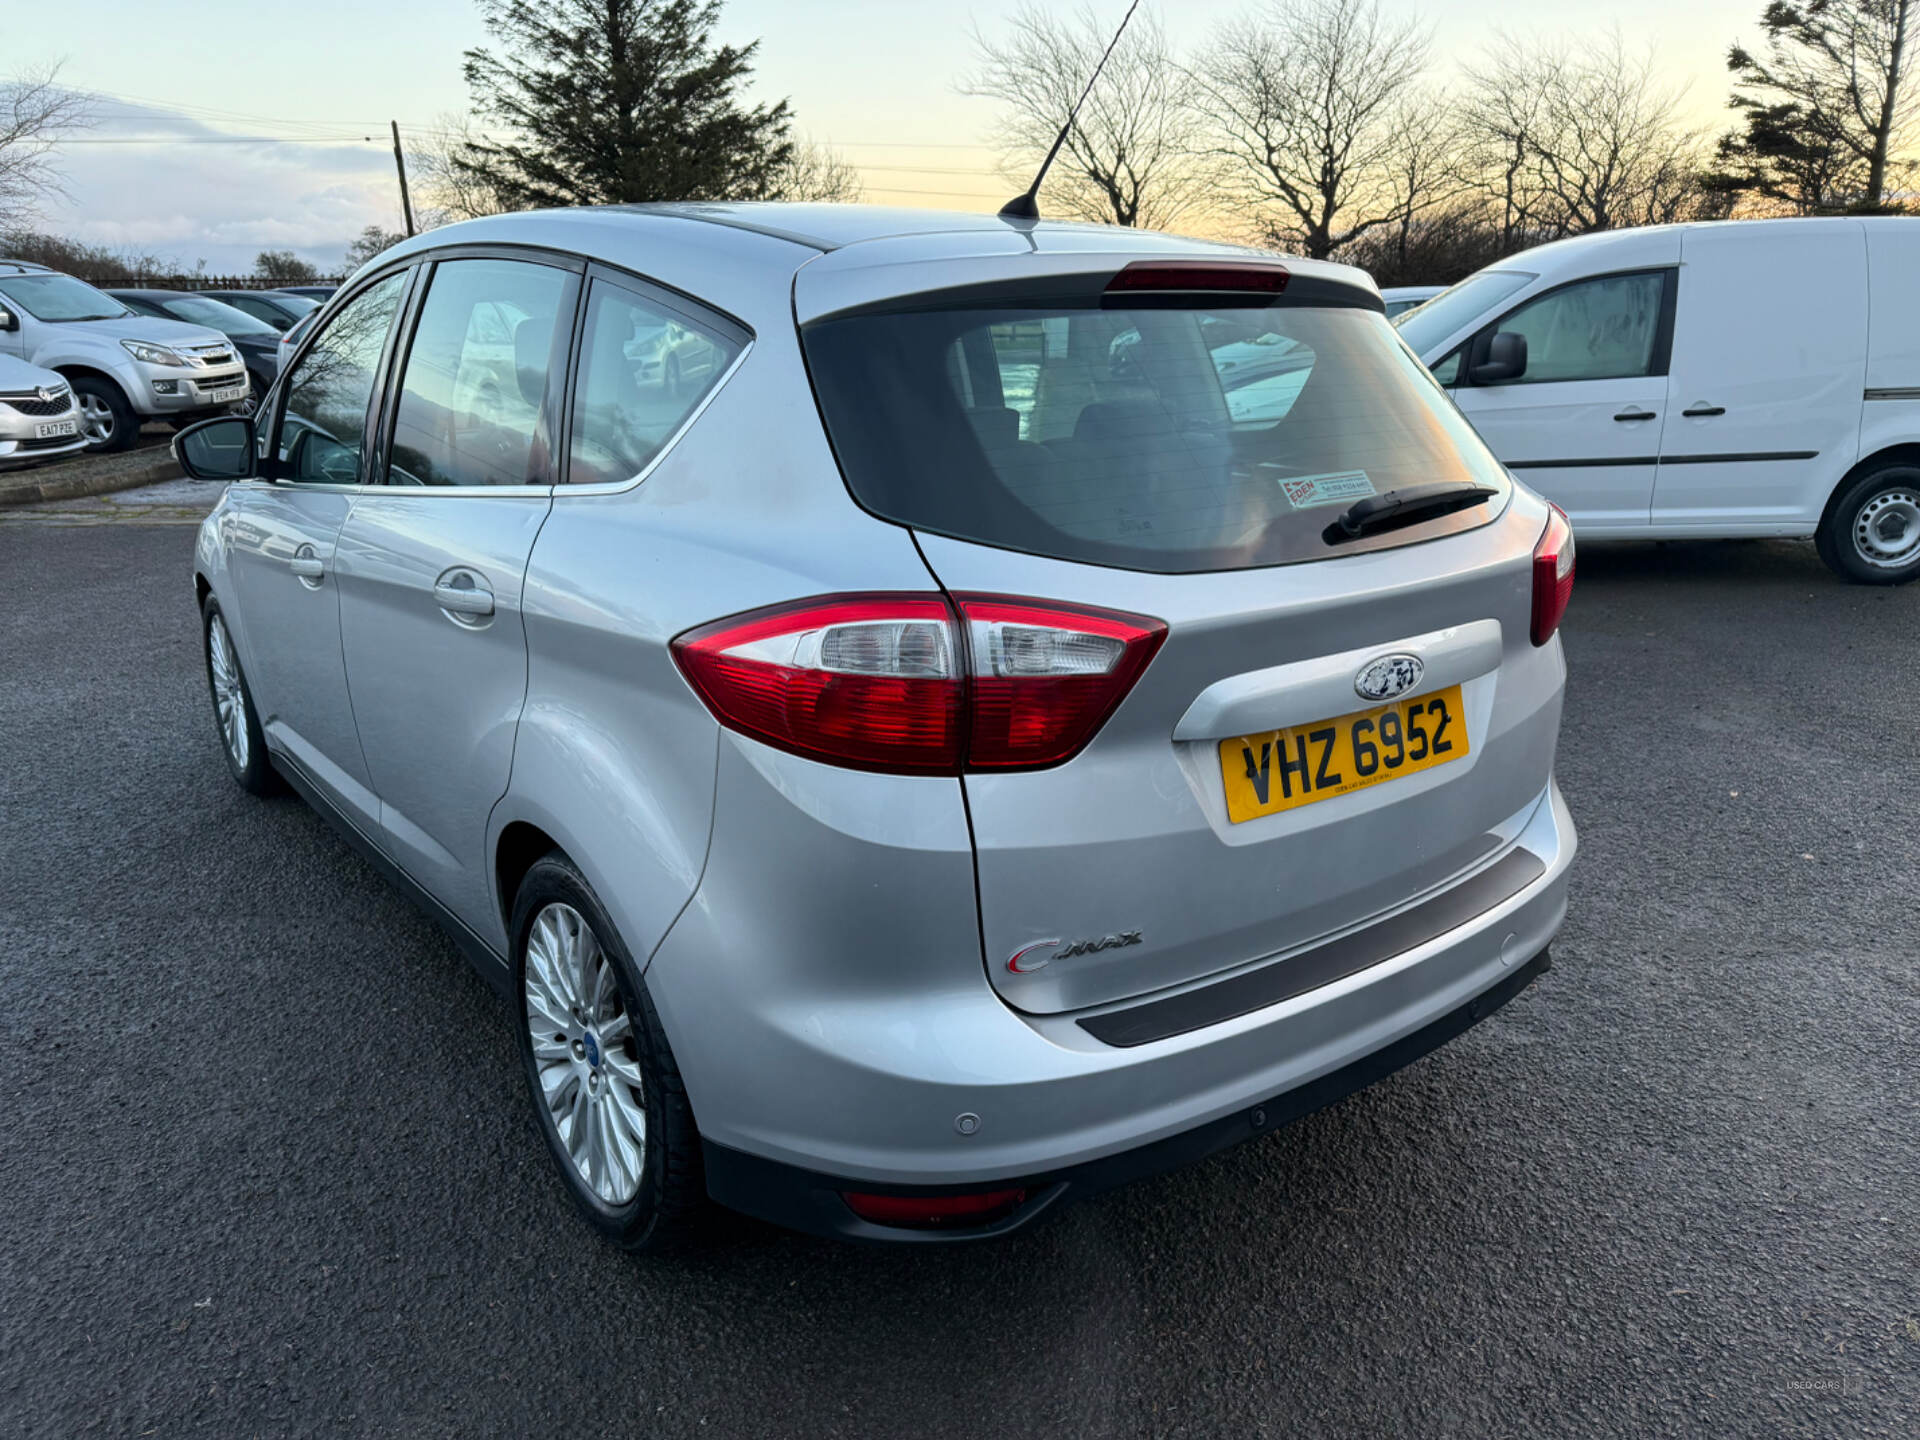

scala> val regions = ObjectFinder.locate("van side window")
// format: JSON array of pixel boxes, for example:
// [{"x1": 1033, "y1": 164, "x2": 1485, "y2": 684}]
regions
[
  {"x1": 566, "y1": 280, "x2": 741, "y2": 485},
  {"x1": 386, "y1": 259, "x2": 575, "y2": 488},
  {"x1": 275, "y1": 271, "x2": 407, "y2": 485},
  {"x1": 1490, "y1": 273, "x2": 1667, "y2": 384}
]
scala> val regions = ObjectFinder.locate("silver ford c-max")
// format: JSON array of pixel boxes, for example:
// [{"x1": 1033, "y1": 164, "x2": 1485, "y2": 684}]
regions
[{"x1": 179, "y1": 204, "x2": 1576, "y2": 1246}]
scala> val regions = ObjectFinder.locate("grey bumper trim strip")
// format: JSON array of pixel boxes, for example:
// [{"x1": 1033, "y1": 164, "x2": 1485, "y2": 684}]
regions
[{"x1": 1077, "y1": 848, "x2": 1547, "y2": 1048}]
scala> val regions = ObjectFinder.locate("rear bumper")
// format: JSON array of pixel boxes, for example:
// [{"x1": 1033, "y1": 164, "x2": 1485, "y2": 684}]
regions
[
  {"x1": 647, "y1": 737, "x2": 1576, "y2": 1233},
  {"x1": 706, "y1": 947, "x2": 1551, "y2": 1242}
]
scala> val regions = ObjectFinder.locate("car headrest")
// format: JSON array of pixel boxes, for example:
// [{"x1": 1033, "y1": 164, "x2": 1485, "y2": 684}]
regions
[
  {"x1": 513, "y1": 316, "x2": 553, "y2": 407},
  {"x1": 965, "y1": 406, "x2": 1021, "y2": 448}
]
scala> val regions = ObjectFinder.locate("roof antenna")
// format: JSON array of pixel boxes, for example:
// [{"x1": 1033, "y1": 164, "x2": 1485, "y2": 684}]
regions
[{"x1": 998, "y1": 0, "x2": 1143, "y2": 222}]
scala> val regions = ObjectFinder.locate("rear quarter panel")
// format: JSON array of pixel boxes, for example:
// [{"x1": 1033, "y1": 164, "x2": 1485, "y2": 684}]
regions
[{"x1": 502, "y1": 300, "x2": 947, "y2": 974}]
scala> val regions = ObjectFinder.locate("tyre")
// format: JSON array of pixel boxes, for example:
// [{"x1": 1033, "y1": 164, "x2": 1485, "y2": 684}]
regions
[
  {"x1": 1817, "y1": 462, "x2": 1920, "y2": 584},
  {"x1": 72, "y1": 375, "x2": 137, "y2": 453},
  {"x1": 511, "y1": 853, "x2": 705, "y2": 1249},
  {"x1": 201, "y1": 596, "x2": 280, "y2": 795}
]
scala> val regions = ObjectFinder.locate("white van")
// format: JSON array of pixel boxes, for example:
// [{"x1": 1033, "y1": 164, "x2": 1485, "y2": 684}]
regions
[{"x1": 1394, "y1": 218, "x2": 1920, "y2": 583}]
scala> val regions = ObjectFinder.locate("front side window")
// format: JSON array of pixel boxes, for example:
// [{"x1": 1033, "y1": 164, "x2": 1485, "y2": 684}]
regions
[
  {"x1": 1490, "y1": 272, "x2": 1668, "y2": 384},
  {"x1": 1393, "y1": 269, "x2": 1535, "y2": 355},
  {"x1": 274, "y1": 271, "x2": 407, "y2": 485},
  {"x1": 385, "y1": 258, "x2": 575, "y2": 488},
  {"x1": 803, "y1": 297, "x2": 1509, "y2": 574}
]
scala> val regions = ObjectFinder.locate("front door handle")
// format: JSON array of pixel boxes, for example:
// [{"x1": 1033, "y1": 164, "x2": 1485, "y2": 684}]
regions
[
  {"x1": 288, "y1": 554, "x2": 325, "y2": 580},
  {"x1": 433, "y1": 577, "x2": 496, "y2": 617},
  {"x1": 1682, "y1": 402, "x2": 1726, "y2": 417},
  {"x1": 1613, "y1": 407, "x2": 1658, "y2": 422}
]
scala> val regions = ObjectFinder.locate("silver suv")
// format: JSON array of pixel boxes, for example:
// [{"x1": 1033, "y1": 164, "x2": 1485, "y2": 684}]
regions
[
  {"x1": 176, "y1": 206, "x2": 1577, "y2": 1247},
  {"x1": 0, "y1": 261, "x2": 249, "y2": 451}
]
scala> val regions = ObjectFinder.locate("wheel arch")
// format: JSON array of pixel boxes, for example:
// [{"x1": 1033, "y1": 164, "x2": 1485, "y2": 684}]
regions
[
  {"x1": 53, "y1": 363, "x2": 131, "y2": 400},
  {"x1": 1823, "y1": 442, "x2": 1920, "y2": 527}
]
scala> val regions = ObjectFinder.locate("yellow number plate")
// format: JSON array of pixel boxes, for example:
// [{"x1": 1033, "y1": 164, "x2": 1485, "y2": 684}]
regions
[{"x1": 1218, "y1": 683, "x2": 1468, "y2": 823}]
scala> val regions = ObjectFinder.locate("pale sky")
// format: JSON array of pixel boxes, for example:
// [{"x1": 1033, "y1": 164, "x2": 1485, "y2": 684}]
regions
[{"x1": 9, "y1": 0, "x2": 1766, "y2": 274}]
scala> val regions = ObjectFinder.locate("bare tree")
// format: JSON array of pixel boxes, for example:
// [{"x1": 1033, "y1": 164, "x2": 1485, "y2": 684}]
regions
[
  {"x1": 1457, "y1": 34, "x2": 1566, "y2": 247},
  {"x1": 1461, "y1": 32, "x2": 1709, "y2": 238},
  {"x1": 0, "y1": 65, "x2": 91, "y2": 226},
  {"x1": 774, "y1": 138, "x2": 865, "y2": 202},
  {"x1": 409, "y1": 114, "x2": 514, "y2": 225},
  {"x1": 963, "y1": 2, "x2": 1207, "y2": 228},
  {"x1": 1191, "y1": 0, "x2": 1432, "y2": 258}
]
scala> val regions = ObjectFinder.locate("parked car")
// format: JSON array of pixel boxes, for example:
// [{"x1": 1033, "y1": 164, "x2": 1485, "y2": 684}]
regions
[
  {"x1": 1381, "y1": 284, "x2": 1445, "y2": 318},
  {"x1": 274, "y1": 309, "x2": 316, "y2": 378},
  {"x1": 0, "y1": 353, "x2": 86, "y2": 468},
  {"x1": 273, "y1": 284, "x2": 338, "y2": 302},
  {"x1": 0, "y1": 260, "x2": 249, "y2": 451},
  {"x1": 1397, "y1": 218, "x2": 1920, "y2": 583},
  {"x1": 108, "y1": 290, "x2": 281, "y2": 412},
  {"x1": 175, "y1": 205, "x2": 1577, "y2": 1247},
  {"x1": 199, "y1": 289, "x2": 320, "y2": 333}
]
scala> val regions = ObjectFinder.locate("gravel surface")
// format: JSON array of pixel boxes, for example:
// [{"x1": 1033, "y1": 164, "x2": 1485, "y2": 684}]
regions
[{"x1": 0, "y1": 516, "x2": 1914, "y2": 1438}]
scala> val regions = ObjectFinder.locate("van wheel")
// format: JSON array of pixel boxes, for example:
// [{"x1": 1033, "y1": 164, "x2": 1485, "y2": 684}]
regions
[
  {"x1": 511, "y1": 854, "x2": 705, "y2": 1250},
  {"x1": 72, "y1": 376, "x2": 137, "y2": 453},
  {"x1": 1818, "y1": 464, "x2": 1920, "y2": 584}
]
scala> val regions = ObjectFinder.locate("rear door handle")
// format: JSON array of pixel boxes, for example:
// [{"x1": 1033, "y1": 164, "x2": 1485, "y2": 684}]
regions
[
  {"x1": 433, "y1": 577, "x2": 495, "y2": 617},
  {"x1": 1682, "y1": 403, "x2": 1726, "y2": 417},
  {"x1": 1613, "y1": 407, "x2": 1658, "y2": 422}
]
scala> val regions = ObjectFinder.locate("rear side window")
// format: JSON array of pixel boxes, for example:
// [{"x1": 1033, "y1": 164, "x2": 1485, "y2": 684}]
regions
[
  {"x1": 566, "y1": 278, "x2": 742, "y2": 485},
  {"x1": 802, "y1": 299, "x2": 1508, "y2": 573}
]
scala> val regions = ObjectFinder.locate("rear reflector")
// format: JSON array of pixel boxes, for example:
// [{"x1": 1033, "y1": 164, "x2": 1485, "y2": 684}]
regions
[
  {"x1": 1105, "y1": 260, "x2": 1289, "y2": 294},
  {"x1": 672, "y1": 593, "x2": 1164, "y2": 775},
  {"x1": 1531, "y1": 505, "x2": 1575, "y2": 646},
  {"x1": 841, "y1": 1188, "x2": 1028, "y2": 1229}
]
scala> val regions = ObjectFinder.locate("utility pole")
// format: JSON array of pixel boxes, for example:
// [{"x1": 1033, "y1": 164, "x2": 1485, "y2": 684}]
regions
[{"x1": 391, "y1": 120, "x2": 416, "y2": 237}]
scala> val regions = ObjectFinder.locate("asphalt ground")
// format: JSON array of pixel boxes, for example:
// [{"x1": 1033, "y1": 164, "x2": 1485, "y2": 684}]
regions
[{"x1": 1, "y1": 509, "x2": 1915, "y2": 1438}]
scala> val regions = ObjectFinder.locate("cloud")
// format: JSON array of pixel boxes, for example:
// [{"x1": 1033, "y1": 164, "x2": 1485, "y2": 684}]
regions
[{"x1": 45, "y1": 100, "x2": 403, "y2": 274}]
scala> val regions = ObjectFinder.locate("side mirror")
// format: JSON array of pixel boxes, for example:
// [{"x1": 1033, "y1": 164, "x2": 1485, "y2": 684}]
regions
[
  {"x1": 173, "y1": 415, "x2": 256, "y2": 480},
  {"x1": 0, "y1": 305, "x2": 16, "y2": 332},
  {"x1": 1467, "y1": 331, "x2": 1527, "y2": 385}
]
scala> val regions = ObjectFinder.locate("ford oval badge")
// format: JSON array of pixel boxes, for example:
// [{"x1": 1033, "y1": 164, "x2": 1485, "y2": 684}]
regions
[{"x1": 1355, "y1": 653, "x2": 1424, "y2": 702}]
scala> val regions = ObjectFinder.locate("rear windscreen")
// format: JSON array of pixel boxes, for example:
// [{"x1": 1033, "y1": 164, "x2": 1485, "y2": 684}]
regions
[{"x1": 802, "y1": 298, "x2": 1509, "y2": 573}]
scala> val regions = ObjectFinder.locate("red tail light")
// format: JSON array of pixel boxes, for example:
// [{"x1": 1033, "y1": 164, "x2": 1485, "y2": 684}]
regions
[
  {"x1": 841, "y1": 1188, "x2": 1027, "y2": 1228},
  {"x1": 1531, "y1": 505, "x2": 1575, "y2": 646},
  {"x1": 671, "y1": 594, "x2": 1164, "y2": 775}
]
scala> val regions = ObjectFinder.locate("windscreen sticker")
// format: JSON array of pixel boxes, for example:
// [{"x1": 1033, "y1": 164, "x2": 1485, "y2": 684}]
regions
[{"x1": 1275, "y1": 470, "x2": 1378, "y2": 511}]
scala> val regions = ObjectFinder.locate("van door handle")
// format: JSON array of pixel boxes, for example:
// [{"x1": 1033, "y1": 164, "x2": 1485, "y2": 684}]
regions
[
  {"x1": 433, "y1": 576, "x2": 495, "y2": 617},
  {"x1": 1613, "y1": 407, "x2": 1658, "y2": 422},
  {"x1": 1682, "y1": 403, "x2": 1726, "y2": 417}
]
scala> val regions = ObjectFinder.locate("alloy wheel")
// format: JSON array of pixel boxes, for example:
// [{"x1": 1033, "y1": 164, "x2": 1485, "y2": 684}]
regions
[
  {"x1": 1853, "y1": 487, "x2": 1920, "y2": 570},
  {"x1": 524, "y1": 902, "x2": 647, "y2": 1205},
  {"x1": 78, "y1": 394, "x2": 115, "y2": 446},
  {"x1": 206, "y1": 614, "x2": 249, "y2": 770}
]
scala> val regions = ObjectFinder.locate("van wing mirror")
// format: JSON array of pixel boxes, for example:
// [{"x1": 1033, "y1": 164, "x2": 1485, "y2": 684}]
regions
[
  {"x1": 1468, "y1": 330, "x2": 1527, "y2": 385},
  {"x1": 172, "y1": 415, "x2": 256, "y2": 481}
]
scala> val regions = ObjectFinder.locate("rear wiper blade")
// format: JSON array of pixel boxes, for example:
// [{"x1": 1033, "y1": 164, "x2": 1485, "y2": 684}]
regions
[{"x1": 1323, "y1": 481, "x2": 1498, "y2": 544}]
